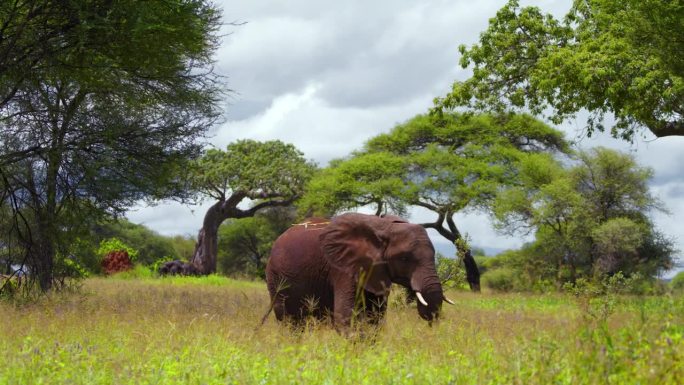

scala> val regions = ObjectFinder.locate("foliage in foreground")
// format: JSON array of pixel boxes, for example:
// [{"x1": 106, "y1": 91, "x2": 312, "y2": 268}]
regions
[{"x1": 0, "y1": 277, "x2": 681, "y2": 384}]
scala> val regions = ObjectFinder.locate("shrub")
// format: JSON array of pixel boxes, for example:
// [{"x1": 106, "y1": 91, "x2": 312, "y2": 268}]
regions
[
  {"x1": 101, "y1": 251, "x2": 133, "y2": 275},
  {"x1": 671, "y1": 271, "x2": 684, "y2": 293},
  {"x1": 482, "y1": 267, "x2": 518, "y2": 292},
  {"x1": 97, "y1": 238, "x2": 138, "y2": 275},
  {"x1": 97, "y1": 238, "x2": 138, "y2": 262}
]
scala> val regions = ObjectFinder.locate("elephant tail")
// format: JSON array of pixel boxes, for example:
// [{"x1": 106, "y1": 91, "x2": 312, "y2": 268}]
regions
[{"x1": 257, "y1": 275, "x2": 290, "y2": 330}]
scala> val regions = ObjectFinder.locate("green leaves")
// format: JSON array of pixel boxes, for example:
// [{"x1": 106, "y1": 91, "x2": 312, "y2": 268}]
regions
[
  {"x1": 190, "y1": 140, "x2": 316, "y2": 202},
  {"x1": 370, "y1": 112, "x2": 569, "y2": 212},
  {"x1": 300, "y1": 151, "x2": 408, "y2": 216},
  {"x1": 437, "y1": 0, "x2": 684, "y2": 139}
]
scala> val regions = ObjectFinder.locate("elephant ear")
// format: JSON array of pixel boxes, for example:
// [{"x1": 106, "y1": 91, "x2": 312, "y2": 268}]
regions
[{"x1": 320, "y1": 213, "x2": 392, "y2": 296}]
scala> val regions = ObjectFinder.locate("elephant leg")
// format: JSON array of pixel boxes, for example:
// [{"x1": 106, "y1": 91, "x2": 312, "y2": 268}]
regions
[
  {"x1": 332, "y1": 280, "x2": 356, "y2": 330},
  {"x1": 273, "y1": 285, "x2": 307, "y2": 325},
  {"x1": 272, "y1": 293, "x2": 286, "y2": 321}
]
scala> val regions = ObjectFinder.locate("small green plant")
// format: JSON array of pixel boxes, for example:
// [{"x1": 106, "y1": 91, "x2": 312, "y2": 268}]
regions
[
  {"x1": 56, "y1": 256, "x2": 90, "y2": 279},
  {"x1": 563, "y1": 272, "x2": 644, "y2": 350},
  {"x1": 436, "y1": 254, "x2": 468, "y2": 290},
  {"x1": 0, "y1": 275, "x2": 23, "y2": 299},
  {"x1": 113, "y1": 264, "x2": 154, "y2": 279},
  {"x1": 564, "y1": 272, "x2": 642, "y2": 298}
]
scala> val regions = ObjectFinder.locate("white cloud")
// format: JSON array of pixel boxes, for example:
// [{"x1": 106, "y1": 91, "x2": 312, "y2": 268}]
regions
[
  {"x1": 126, "y1": 201, "x2": 212, "y2": 238},
  {"x1": 210, "y1": 83, "x2": 436, "y2": 165}
]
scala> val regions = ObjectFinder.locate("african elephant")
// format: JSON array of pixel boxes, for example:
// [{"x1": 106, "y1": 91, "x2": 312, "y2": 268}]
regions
[{"x1": 266, "y1": 213, "x2": 453, "y2": 329}]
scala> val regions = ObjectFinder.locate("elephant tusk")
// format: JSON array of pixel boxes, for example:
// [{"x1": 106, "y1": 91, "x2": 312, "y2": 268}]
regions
[
  {"x1": 415, "y1": 291, "x2": 428, "y2": 306},
  {"x1": 443, "y1": 296, "x2": 456, "y2": 305}
]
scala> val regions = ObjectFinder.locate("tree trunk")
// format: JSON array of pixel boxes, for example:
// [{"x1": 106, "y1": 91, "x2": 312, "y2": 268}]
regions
[
  {"x1": 190, "y1": 193, "x2": 295, "y2": 275},
  {"x1": 421, "y1": 212, "x2": 481, "y2": 292},
  {"x1": 458, "y1": 245, "x2": 481, "y2": 292},
  {"x1": 35, "y1": 241, "x2": 54, "y2": 292},
  {"x1": 190, "y1": 201, "x2": 226, "y2": 274},
  {"x1": 32, "y1": 215, "x2": 56, "y2": 292}
]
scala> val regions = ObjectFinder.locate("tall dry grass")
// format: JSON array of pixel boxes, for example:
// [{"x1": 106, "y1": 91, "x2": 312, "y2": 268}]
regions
[{"x1": 0, "y1": 276, "x2": 682, "y2": 384}]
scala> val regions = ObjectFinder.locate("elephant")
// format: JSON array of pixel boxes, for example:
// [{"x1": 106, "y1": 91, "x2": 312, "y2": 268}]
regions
[
  {"x1": 158, "y1": 260, "x2": 199, "y2": 276},
  {"x1": 266, "y1": 213, "x2": 453, "y2": 329}
]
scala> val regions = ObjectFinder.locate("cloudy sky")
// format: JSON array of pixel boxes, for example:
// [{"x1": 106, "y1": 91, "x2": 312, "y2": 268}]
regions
[{"x1": 126, "y1": 0, "x2": 683, "y2": 276}]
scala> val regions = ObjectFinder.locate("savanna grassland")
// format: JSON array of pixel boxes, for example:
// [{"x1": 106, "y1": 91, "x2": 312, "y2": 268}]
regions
[{"x1": 1, "y1": 277, "x2": 682, "y2": 385}]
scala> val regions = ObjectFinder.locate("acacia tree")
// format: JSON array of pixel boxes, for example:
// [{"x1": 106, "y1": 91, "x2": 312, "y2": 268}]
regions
[
  {"x1": 188, "y1": 140, "x2": 315, "y2": 275},
  {"x1": 302, "y1": 112, "x2": 570, "y2": 291},
  {"x1": 0, "y1": 0, "x2": 223, "y2": 291},
  {"x1": 493, "y1": 147, "x2": 675, "y2": 283},
  {"x1": 435, "y1": 0, "x2": 683, "y2": 140}
]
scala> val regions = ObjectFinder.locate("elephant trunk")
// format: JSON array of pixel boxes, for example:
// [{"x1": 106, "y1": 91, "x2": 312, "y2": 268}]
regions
[{"x1": 412, "y1": 274, "x2": 443, "y2": 321}]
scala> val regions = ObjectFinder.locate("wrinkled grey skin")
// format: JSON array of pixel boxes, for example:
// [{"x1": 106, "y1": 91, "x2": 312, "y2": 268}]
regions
[
  {"x1": 158, "y1": 260, "x2": 199, "y2": 276},
  {"x1": 266, "y1": 213, "x2": 444, "y2": 329}
]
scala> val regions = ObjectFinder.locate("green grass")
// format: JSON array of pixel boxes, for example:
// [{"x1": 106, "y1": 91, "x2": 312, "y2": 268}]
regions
[{"x1": 1, "y1": 277, "x2": 682, "y2": 384}]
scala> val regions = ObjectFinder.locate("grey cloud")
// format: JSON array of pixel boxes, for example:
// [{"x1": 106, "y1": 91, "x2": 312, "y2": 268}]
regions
[
  {"x1": 214, "y1": 1, "x2": 511, "y2": 110},
  {"x1": 663, "y1": 183, "x2": 684, "y2": 200},
  {"x1": 221, "y1": 99, "x2": 271, "y2": 121},
  {"x1": 213, "y1": 87, "x2": 435, "y2": 166}
]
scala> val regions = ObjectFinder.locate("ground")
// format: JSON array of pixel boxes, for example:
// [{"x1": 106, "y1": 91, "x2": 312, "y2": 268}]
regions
[{"x1": 1, "y1": 276, "x2": 682, "y2": 384}]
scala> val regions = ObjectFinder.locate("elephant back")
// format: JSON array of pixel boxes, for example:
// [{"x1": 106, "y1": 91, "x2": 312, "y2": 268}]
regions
[{"x1": 267, "y1": 217, "x2": 332, "y2": 274}]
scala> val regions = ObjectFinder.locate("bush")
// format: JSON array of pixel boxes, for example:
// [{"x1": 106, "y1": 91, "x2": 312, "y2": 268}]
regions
[
  {"x1": 97, "y1": 238, "x2": 138, "y2": 275},
  {"x1": 482, "y1": 268, "x2": 518, "y2": 292},
  {"x1": 97, "y1": 238, "x2": 138, "y2": 262},
  {"x1": 101, "y1": 251, "x2": 133, "y2": 275},
  {"x1": 563, "y1": 272, "x2": 643, "y2": 297},
  {"x1": 55, "y1": 256, "x2": 89, "y2": 279},
  {"x1": 671, "y1": 271, "x2": 684, "y2": 293}
]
